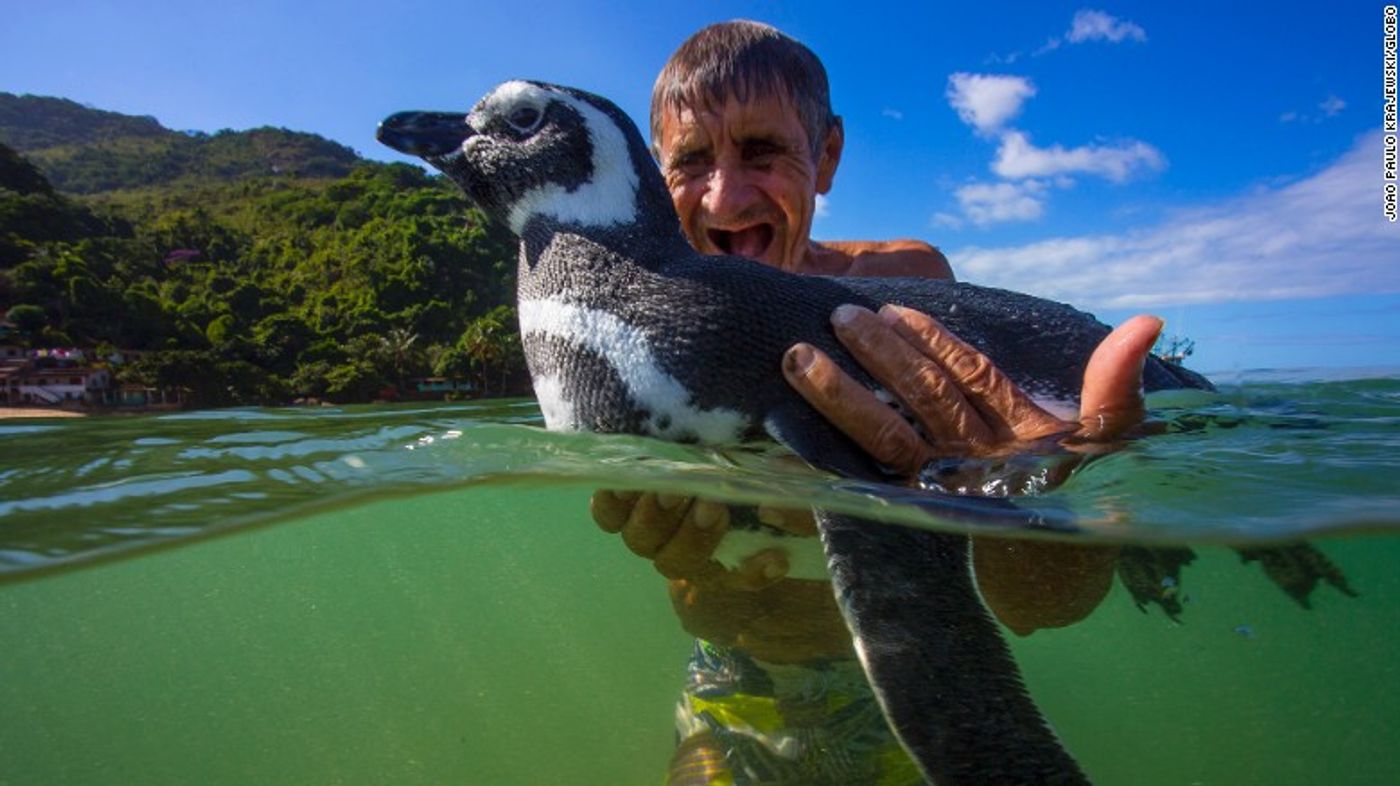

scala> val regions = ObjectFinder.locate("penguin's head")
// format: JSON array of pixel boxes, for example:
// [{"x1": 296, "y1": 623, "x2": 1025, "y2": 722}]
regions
[{"x1": 379, "y1": 80, "x2": 670, "y2": 239}]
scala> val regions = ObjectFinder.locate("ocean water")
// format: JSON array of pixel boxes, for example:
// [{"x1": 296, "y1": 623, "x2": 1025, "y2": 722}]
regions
[{"x1": 1, "y1": 371, "x2": 1397, "y2": 785}]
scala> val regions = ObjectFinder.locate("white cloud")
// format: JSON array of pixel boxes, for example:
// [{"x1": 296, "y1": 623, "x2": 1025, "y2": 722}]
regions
[
  {"x1": 1280, "y1": 94, "x2": 1348, "y2": 124},
  {"x1": 946, "y1": 73, "x2": 1036, "y2": 134},
  {"x1": 1067, "y1": 9, "x2": 1147, "y2": 44},
  {"x1": 932, "y1": 211, "x2": 964, "y2": 229},
  {"x1": 951, "y1": 132, "x2": 1399, "y2": 309},
  {"x1": 1036, "y1": 9, "x2": 1147, "y2": 55},
  {"x1": 955, "y1": 180, "x2": 1049, "y2": 225},
  {"x1": 985, "y1": 50, "x2": 1023, "y2": 65},
  {"x1": 993, "y1": 130, "x2": 1166, "y2": 182},
  {"x1": 814, "y1": 193, "x2": 830, "y2": 219},
  {"x1": 942, "y1": 62, "x2": 1162, "y2": 226},
  {"x1": 881, "y1": 107, "x2": 904, "y2": 121}
]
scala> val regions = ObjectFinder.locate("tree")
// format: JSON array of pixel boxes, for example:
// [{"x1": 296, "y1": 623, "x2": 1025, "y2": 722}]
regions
[
  {"x1": 456, "y1": 305, "x2": 524, "y2": 397},
  {"x1": 6, "y1": 303, "x2": 45, "y2": 336},
  {"x1": 378, "y1": 326, "x2": 421, "y2": 392}
]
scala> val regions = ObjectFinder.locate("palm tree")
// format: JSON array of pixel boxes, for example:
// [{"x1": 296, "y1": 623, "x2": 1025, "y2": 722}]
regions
[
  {"x1": 378, "y1": 327, "x2": 419, "y2": 393},
  {"x1": 458, "y1": 306, "x2": 520, "y2": 397}
]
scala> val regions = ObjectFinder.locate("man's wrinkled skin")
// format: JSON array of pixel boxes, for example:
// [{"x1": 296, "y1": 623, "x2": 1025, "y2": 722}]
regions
[
  {"x1": 591, "y1": 83, "x2": 1161, "y2": 662},
  {"x1": 787, "y1": 307, "x2": 1166, "y2": 467}
]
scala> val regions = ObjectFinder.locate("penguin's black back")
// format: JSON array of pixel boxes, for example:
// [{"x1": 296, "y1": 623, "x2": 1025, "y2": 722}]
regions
[{"x1": 520, "y1": 229, "x2": 1210, "y2": 473}]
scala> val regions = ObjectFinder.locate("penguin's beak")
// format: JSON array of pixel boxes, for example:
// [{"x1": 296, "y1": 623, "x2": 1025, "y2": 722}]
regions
[{"x1": 377, "y1": 111, "x2": 473, "y2": 157}]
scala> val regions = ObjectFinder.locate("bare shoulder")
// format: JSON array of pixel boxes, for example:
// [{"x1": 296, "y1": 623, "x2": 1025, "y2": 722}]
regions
[{"x1": 814, "y1": 239, "x2": 954, "y2": 280}]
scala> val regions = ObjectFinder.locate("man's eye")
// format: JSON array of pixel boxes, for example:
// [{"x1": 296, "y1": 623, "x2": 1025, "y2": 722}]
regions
[
  {"x1": 672, "y1": 153, "x2": 710, "y2": 176},
  {"x1": 508, "y1": 106, "x2": 541, "y2": 131},
  {"x1": 743, "y1": 141, "x2": 781, "y2": 162}
]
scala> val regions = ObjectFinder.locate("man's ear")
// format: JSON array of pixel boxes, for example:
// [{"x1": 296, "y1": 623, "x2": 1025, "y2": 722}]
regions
[{"x1": 815, "y1": 117, "x2": 843, "y2": 194}]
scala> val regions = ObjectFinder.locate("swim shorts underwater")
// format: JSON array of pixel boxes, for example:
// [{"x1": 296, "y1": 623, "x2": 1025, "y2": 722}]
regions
[{"x1": 667, "y1": 639, "x2": 923, "y2": 786}]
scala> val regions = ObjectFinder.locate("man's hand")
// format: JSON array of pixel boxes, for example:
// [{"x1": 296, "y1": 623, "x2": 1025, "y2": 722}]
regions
[
  {"x1": 589, "y1": 491, "x2": 853, "y2": 662},
  {"x1": 590, "y1": 492, "x2": 791, "y2": 591},
  {"x1": 782, "y1": 304, "x2": 1164, "y2": 470},
  {"x1": 782, "y1": 304, "x2": 1164, "y2": 635}
]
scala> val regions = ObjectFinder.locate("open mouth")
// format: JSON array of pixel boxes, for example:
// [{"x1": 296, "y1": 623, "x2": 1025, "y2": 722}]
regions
[{"x1": 706, "y1": 224, "x2": 775, "y2": 261}]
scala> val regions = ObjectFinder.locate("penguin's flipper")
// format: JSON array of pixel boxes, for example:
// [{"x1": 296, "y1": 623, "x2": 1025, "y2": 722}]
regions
[
  {"x1": 760, "y1": 399, "x2": 887, "y2": 481},
  {"x1": 762, "y1": 405, "x2": 1091, "y2": 784},
  {"x1": 818, "y1": 511, "x2": 1091, "y2": 785},
  {"x1": 762, "y1": 403, "x2": 1081, "y2": 535}
]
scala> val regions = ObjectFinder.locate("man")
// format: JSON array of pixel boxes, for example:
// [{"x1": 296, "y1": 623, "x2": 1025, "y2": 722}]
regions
[{"x1": 591, "y1": 20, "x2": 1159, "y2": 785}]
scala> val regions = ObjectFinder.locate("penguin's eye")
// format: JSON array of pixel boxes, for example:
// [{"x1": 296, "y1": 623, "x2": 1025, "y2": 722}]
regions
[{"x1": 507, "y1": 106, "x2": 542, "y2": 133}]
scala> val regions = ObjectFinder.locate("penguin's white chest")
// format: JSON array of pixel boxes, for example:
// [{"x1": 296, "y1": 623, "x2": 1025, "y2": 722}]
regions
[{"x1": 517, "y1": 297, "x2": 748, "y2": 443}]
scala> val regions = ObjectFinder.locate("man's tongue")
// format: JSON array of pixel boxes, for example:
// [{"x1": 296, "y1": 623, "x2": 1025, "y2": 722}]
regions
[{"x1": 713, "y1": 225, "x2": 774, "y2": 261}]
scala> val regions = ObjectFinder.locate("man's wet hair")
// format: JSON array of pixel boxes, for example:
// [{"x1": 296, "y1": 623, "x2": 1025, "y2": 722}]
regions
[{"x1": 650, "y1": 20, "x2": 839, "y2": 161}]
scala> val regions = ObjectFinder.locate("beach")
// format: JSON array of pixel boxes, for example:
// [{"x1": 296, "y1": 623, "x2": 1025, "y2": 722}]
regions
[{"x1": 0, "y1": 407, "x2": 86, "y2": 419}]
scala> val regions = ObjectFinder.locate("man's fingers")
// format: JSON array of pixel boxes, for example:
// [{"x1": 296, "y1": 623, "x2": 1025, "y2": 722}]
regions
[
  {"x1": 755, "y1": 505, "x2": 818, "y2": 537},
  {"x1": 879, "y1": 304, "x2": 1068, "y2": 442},
  {"x1": 830, "y1": 305, "x2": 996, "y2": 450},
  {"x1": 590, "y1": 489, "x2": 639, "y2": 533},
  {"x1": 1078, "y1": 315, "x2": 1162, "y2": 439},
  {"x1": 783, "y1": 341, "x2": 934, "y2": 475},
  {"x1": 594, "y1": 489, "x2": 724, "y2": 579},
  {"x1": 733, "y1": 548, "x2": 790, "y2": 591},
  {"x1": 654, "y1": 500, "x2": 731, "y2": 580},
  {"x1": 619, "y1": 493, "x2": 692, "y2": 558}
]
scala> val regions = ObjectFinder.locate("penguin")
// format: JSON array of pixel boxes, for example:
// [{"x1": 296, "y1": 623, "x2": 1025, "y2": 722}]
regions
[{"x1": 378, "y1": 80, "x2": 1213, "y2": 786}]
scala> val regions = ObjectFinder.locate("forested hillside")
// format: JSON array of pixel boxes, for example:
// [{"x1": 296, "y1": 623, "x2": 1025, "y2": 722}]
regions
[
  {"x1": 0, "y1": 93, "x2": 361, "y2": 193},
  {"x1": 0, "y1": 93, "x2": 527, "y2": 407}
]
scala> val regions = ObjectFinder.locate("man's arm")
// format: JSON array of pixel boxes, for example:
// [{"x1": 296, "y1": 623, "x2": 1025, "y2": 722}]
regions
[{"x1": 814, "y1": 239, "x2": 954, "y2": 279}]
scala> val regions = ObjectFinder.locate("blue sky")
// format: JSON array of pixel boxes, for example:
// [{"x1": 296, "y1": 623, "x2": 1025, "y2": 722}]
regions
[{"x1": 4, "y1": 1, "x2": 1397, "y2": 375}]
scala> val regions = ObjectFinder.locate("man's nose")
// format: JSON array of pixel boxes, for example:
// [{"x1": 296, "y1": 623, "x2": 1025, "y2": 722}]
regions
[{"x1": 701, "y1": 161, "x2": 754, "y2": 219}]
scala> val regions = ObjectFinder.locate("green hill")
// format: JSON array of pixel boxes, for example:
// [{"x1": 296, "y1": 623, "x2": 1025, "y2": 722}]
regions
[
  {"x1": 0, "y1": 93, "x2": 168, "y2": 151},
  {"x1": 0, "y1": 93, "x2": 360, "y2": 193},
  {"x1": 0, "y1": 94, "x2": 526, "y2": 407}
]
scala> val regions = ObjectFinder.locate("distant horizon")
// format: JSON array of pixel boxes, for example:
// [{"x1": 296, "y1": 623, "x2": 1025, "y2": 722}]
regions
[
  {"x1": 1198, "y1": 363, "x2": 1400, "y2": 384},
  {"x1": 3, "y1": 1, "x2": 1397, "y2": 373}
]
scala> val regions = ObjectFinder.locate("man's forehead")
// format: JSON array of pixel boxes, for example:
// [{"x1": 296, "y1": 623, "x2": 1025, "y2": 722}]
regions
[{"x1": 660, "y1": 89, "x2": 806, "y2": 143}]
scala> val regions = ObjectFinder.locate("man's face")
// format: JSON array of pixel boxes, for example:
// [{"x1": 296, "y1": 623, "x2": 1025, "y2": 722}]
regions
[{"x1": 656, "y1": 91, "x2": 841, "y2": 272}]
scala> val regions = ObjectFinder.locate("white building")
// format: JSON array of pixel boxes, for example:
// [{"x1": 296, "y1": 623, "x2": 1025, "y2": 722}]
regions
[{"x1": 2, "y1": 362, "x2": 111, "y2": 406}]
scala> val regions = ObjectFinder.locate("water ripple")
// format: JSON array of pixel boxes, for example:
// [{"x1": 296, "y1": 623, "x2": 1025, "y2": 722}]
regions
[{"x1": 1, "y1": 379, "x2": 1398, "y2": 580}]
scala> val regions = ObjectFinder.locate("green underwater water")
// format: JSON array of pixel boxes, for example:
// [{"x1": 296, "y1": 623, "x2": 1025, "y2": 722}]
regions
[
  {"x1": 0, "y1": 486, "x2": 686, "y2": 785},
  {"x1": 1, "y1": 374, "x2": 1398, "y2": 784}
]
